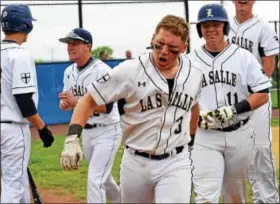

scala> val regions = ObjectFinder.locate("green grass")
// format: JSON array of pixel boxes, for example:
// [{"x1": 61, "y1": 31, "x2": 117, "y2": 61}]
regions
[
  {"x1": 271, "y1": 89, "x2": 279, "y2": 108},
  {"x1": 31, "y1": 132, "x2": 279, "y2": 202},
  {"x1": 272, "y1": 117, "x2": 279, "y2": 127}
]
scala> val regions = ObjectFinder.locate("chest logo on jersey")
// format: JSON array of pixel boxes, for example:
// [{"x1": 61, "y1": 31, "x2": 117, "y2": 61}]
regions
[
  {"x1": 139, "y1": 92, "x2": 194, "y2": 113},
  {"x1": 70, "y1": 85, "x2": 87, "y2": 97},
  {"x1": 202, "y1": 70, "x2": 237, "y2": 88},
  {"x1": 21, "y1": 72, "x2": 31, "y2": 84},
  {"x1": 230, "y1": 37, "x2": 253, "y2": 52}
]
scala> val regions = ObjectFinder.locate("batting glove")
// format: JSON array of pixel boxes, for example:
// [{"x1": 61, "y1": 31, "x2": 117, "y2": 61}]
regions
[
  {"x1": 198, "y1": 111, "x2": 216, "y2": 130},
  {"x1": 38, "y1": 126, "x2": 54, "y2": 148},
  {"x1": 60, "y1": 134, "x2": 83, "y2": 171},
  {"x1": 188, "y1": 135, "x2": 195, "y2": 152},
  {"x1": 212, "y1": 105, "x2": 237, "y2": 124}
]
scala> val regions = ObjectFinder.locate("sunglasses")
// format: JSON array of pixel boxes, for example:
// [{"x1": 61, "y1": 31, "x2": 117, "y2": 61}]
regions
[{"x1": 153, "y1": 43, "x2": 180, "y2": 55}]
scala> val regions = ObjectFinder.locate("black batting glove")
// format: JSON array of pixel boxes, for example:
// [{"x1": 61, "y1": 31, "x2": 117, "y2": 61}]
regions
[
  {"x1": 188, "y1": 134, "x2": 195, "y2": 151},
  {"x1": 38, "y1": 126, "x2": 54, "y2": 147}
]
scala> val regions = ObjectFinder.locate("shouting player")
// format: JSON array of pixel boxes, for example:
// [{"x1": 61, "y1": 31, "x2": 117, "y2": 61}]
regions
[
  {"x1": 228, "y1": 1, "x2": 280, "y2": 203},
  {"x1": 186, "y1": 4, "x2": 272, "y2": 203},
  {"x1": 0, "y1": 4, "x2": 54, "y2": 203},
  {"x1": 58, "y1": 28, "x2": 121, "y2": 203},
  {"x1": 60, "y1": 15, "x2": 203, "y2": 203}
]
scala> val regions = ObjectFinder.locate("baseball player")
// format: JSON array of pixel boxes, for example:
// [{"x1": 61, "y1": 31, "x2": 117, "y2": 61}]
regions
[
  {"x1": 59, "y1": 15, "x2": 203, "y2": 203},
  {"x1": 228, "y1": 1, "x2": 280, "y2": 202},
  {"x1": 0, "y1": 4, "x2": 54, "y2": 203},
  {"x1": 186, "y1": 4, "x2": 272, "y2": 203},
  {"x1": 58, "y1": 28, "x2": 121, "y2": 203}
]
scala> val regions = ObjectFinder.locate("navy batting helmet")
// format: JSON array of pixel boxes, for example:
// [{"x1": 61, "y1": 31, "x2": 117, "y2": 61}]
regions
[
  {"x1": 1, "y1": 4, "x2": 36, "y2": 34},
  {"x1": 196, "y1": 4, "x2": 229, "y2": 38}
]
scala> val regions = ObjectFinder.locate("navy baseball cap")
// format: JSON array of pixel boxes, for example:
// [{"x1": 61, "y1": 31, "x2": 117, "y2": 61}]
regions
[{"x1": 59, "y1": 28, "x2": 92, "y2": 44}]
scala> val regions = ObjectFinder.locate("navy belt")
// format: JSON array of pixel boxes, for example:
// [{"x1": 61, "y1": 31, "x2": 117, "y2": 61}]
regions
[
  {"x1": 84, "y1": 123, "x2": 105, "y2": 129},
  {"x1": 125, "y1": 145, "x2": 184, "y2": 160},
  {"x1": 214, "y1": 118, "x2": 249, "y2": 132},
  {"x1": 0, "y1": 121, "x2": 12, "y2": 124}
]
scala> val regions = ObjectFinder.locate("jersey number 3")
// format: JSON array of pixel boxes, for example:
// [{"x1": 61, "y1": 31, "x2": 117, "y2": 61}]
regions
[{"x1": 174, "y1": 116, "x2": 183, "y2": 134}]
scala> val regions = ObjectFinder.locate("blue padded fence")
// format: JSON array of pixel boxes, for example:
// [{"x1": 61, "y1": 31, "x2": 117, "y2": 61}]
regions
[{"x1": 36, "y1": 59, "x2": 124, "y2": 125}]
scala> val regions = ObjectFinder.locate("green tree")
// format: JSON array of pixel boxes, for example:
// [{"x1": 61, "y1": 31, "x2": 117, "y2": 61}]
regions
[
  {"x1": 35, "y1": 58, "x2": 44, "y2": 63},
  {"x1": 91, "y1": 46, "x2": 114, "y2": 59}
]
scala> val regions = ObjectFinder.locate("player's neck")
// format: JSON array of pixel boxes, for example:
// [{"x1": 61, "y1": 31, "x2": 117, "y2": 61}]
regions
[
  {"x1": 76, "y1": 55, "x2": 92, "y2": 69},
  {"x1": 4, "y1": 34, "x2": 25, "y2": 45},
  {"x1": 235, "y1": 13, "x2": 254, "y2": 24},
  {"x1": 205, "y1": 40, "x2": 228, "y2": 53}
]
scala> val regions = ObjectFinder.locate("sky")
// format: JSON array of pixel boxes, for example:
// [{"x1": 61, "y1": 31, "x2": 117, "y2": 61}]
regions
[{"x1": 1, "y1": 0, "x2": 279, "y2": 62}]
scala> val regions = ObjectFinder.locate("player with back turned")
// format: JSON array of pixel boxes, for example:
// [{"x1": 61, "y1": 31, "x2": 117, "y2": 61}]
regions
[
  {"x1": 59, "y1": 15, "x2": 203, "y2": 203},
  {"x1": 228, "y1": 1, "x2": 280, "y2": 203},
  {"x1": 0, "y1": 4, "x2": 54, "y2": 203},
  {"x1": 186, "y1": 3, "x2": 272, "y2": 203}
]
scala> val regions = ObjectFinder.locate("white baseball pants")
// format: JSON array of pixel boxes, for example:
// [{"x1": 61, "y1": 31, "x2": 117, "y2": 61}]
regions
[{"x1": 82, "y1": 123, "x2": 122, "y2": 203}]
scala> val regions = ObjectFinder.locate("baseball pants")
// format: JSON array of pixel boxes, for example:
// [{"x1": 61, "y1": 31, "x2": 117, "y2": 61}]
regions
[
  {"x1": 191, "y1": 121, "x2": 254, "y2": 203},
  {"x1": 120, "y1": 147, "x2": 192, "y2": 203},
  {"x1": 82, "y1": 123, "x2": 122, "y2": 203},
  {"x1": 248, "y1": 101, "x2": 279, "y2": 203},
  {"x1": 1, "y1": 123, "x2": 31, "y2": 203}
]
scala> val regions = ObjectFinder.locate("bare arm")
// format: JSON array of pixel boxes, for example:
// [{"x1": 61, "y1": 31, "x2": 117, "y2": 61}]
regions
[
  {"x1": 27, "y1": 114, "x2": 45, "y2": 130},
  {"x1": 70, "y1": 93, "x2": 98, "y2": 127},
  {"x1": 190, "y1": 103, "x2": 200, "y2": 136},
  {"x1": 262, "y1": 55, "x2": 276, "y2": 77},
  {"x1": 246, "y1": 92, "x2": 269, "y2": 111}
]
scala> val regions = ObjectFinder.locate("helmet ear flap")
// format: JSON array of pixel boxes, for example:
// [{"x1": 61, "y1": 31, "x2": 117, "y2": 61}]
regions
[
  {"x1": 223, "y1": 22, "x2": 230, "y2": 36},
  {"x1": 196, "y1": 23, "x2": 203, "y2": 38}
]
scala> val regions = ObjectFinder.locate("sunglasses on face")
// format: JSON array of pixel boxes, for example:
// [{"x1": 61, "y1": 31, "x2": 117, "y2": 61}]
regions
[{"x1": 153, "y1": 43, "x2": 180, "y2": 55}]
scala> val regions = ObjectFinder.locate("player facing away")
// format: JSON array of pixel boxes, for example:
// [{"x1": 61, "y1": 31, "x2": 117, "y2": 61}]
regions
[
  {"x1": 0, "y1": 4, "x2": 54, "y2": 203},
  {"x1": 60, "y1": 15, "x2": 203, "y2": 203},
  {"x1": 228, "y1": 1, "x2": 280, "y2": 203},
  {"x1": 58, "y1": 28, "x2": 121, "y2": 203},
  {"x1": 186, "y1": 4, "x2": 272, "y2": 203}
]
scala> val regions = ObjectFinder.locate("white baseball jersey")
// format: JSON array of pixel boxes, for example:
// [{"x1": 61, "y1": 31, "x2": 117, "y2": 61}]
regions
[
  {"x1": 62, "y1": 58, "x2": 120, "y2": 125},
  {"x1": 1, "y1": 40, "x2": 38, "y2": 123},
  {"x1": 228, "y1": 16, "x2": 279, "y2": 64},
  {"x1": 186, "y1": 43, "x2": 272, "y2": 128},
  {"x1": 87, "y1": 53, "x2": 203, "y2": 155}
]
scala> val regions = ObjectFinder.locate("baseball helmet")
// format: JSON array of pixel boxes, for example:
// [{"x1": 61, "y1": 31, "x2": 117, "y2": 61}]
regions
[
  {"x1": 196, "y1": 4, "x2": 229, "y2": 38},
  {"x1": 1, "y1": 4, "x2": 36, "y2": 34}
]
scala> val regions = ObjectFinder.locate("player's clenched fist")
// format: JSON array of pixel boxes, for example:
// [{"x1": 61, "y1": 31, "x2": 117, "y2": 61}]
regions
[
  {"x1": 60, "y1": 134, "x2": 83, "y2": 170},
  {"x1": 211, "y1": 106, "x2": 237, "y2": 123},
  {"x1": 59, "y1": 91, "x2": 78, "y2": 108},
  {"x1": 38, "y1": 126, "x2": 55, "y2": 147}
]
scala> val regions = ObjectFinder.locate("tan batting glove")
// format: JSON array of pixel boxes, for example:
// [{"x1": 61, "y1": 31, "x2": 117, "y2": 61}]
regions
[
  {"x1": 60, "y1": 134, "x2": 83, "y2": 171},
  {"x1": 198, "y1": 111, "x2": 216, "y2": 130},
  {"x1": 211, "y1": 106, "x2": 237, "y2": 124}
]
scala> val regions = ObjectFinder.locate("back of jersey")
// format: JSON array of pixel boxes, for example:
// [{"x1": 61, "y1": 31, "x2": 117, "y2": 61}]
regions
[{"x1": 1, "y1": 41, "x2": 38, "y2": 123}]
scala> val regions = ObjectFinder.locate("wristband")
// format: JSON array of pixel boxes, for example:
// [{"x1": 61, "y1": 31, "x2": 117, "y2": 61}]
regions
[
  {"x1": 67, "y1": 124, "x2": 83, "y2": 138},
  {"x1": 233, "y1": 100, "x2": 251, "y2": 114}
]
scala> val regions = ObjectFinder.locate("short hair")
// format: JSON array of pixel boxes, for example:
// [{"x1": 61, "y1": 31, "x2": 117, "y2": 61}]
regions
[{"x1": 155, "y1": 15, "x2": 189, "y2": 42}]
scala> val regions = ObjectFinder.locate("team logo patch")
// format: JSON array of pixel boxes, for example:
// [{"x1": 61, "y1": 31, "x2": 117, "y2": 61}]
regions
[
  {"x1": 97, "y1": 73, "x2": 111, "y2": 83},
  {"x1": 21, "y1": 72, "x2": 31, "y2": 84},
  {"x1": 2, "y1": 11, "x2": 7, "y2": 18}
]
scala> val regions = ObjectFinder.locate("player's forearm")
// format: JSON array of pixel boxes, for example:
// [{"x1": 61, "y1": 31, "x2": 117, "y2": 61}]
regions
[
  {"x1": 262, "y1": 55, "x2": 276, "y2": 77},
  {"x1": 190, "y1": 103, "x2": 200, "y2": 135},
  {"x1": 94, "y1": 105, "x2": 106, "y2": 113},
  {"x1": 246, "y1": 93, "x2": 269, "y2": 111},
  {"x1": 70, "y1": 93, "x2": 97, "y2": 127},
  {"x1": 27, "y1": 114, "x2": 45, "y2": 130}
]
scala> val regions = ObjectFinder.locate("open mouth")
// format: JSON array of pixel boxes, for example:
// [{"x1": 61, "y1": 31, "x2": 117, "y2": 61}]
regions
[{"x1": 159, "y1": 57, "x2": 167, "y2": 63}]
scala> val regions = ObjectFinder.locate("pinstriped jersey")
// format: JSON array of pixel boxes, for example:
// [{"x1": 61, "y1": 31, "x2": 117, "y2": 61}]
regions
[
  {"x1": 87, "y1": 53, "x2": 203, "y2": 155},
  {"x1": 186, "y1": 43, "x2": 272, "y2": 128},
  {"x1": 62, "y1": 58, "x2": 120, "y2": 125},
  {"x1": 228, "y1": 16, "x2": 279, "y2": 64},
  {"x1": 1, "y1": 41, "x2": 38, "y2": 123}
]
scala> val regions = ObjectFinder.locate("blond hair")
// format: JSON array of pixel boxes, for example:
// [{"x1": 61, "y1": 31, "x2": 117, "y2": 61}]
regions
[{"x1": 155, "y1": 15, "x2": 189, "y2": 42}]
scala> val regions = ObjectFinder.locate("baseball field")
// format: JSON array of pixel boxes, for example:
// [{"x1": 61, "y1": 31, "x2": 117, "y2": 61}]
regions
[{"x1": 28, "y1": 115, "x2": 279, "y2": 203}]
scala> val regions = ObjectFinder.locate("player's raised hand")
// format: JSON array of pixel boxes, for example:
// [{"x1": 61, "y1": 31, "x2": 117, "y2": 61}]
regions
[
  {"x1": 59, "y1": 100, "x2": 72, "y2": 110},
  {"x1": 59, "y1": 91, "x2": 78, "y2": 108},
  {"x1": 211, "y1": 106, "x2": 237, "y2": 124},
  {"x1": 60, "y1": 134, "x2": 83, "y2": 171}
]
